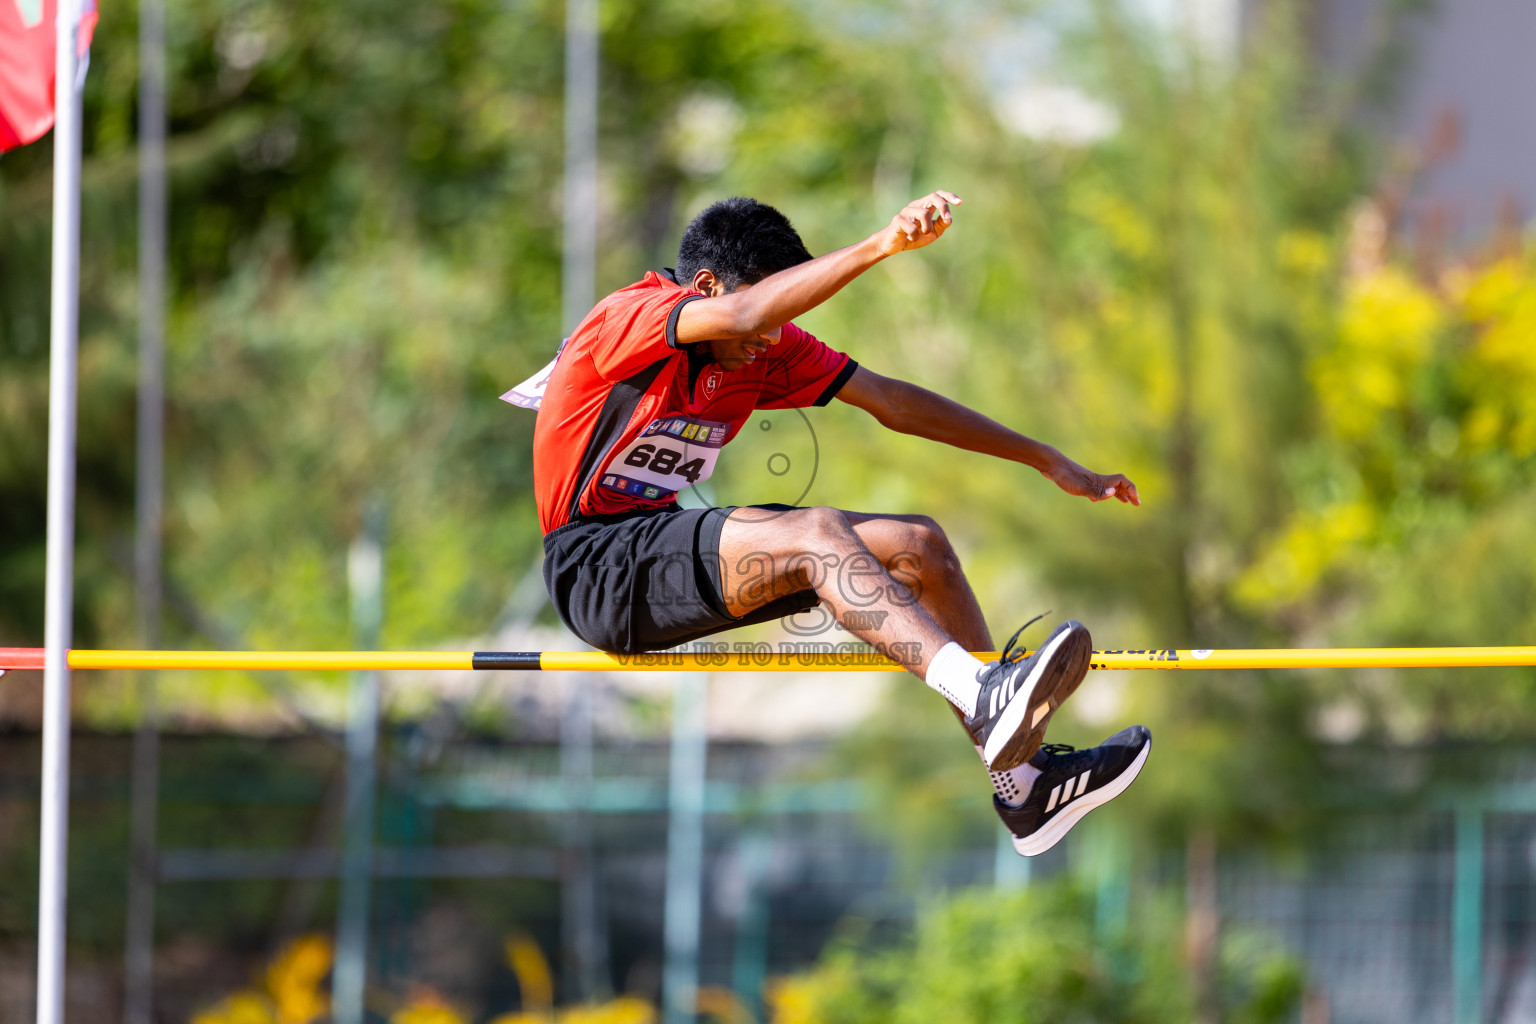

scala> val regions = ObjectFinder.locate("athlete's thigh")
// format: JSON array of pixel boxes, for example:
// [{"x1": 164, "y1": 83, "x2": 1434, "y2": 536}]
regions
[
  {"x1": 715, "y1": 506, "x2": 941, "y2": 617},
  {"x1": 841, "y1": 511, "x2": 949, "y2": 566},
  {"x1": 715, "y1": 504, "x2": 856, "y2": 617}
]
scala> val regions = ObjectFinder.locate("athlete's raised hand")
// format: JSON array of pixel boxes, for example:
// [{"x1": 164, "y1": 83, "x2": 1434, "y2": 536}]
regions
[
  {"x1": 877, "y1": 191, "x2": 962, "y2": 257},
  {"x1": 1043, "y1": 452, "x2": 1142, "y2": 506}
]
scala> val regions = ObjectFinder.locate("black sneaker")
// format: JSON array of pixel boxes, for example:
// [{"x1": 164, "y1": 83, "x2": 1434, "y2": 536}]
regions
[
  {"x1": 995, "y1": 725, "x2": 1152, "y2": 857},
  {"x1": 963, "y1": 619, "x2": 1092, "y2": 771}
]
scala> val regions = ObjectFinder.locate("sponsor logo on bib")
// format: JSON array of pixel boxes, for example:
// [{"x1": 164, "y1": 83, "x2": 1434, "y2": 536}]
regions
[{"x1": 600, "y1": 416, "x2": 729, "y2": 501}]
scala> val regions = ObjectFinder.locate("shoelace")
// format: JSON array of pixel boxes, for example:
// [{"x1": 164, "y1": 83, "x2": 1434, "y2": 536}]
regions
[
  {"x1": 994, "y1": 610, "x2": 1051, "y2": 668},
  {"x1": 1038, "y1": 742, "x2": 1099, "y2": 775}
]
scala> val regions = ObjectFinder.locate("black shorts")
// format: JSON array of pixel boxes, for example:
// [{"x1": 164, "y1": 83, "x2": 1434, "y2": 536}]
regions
[{"x1": 542, "y1": 504, "x2": 821, "y2": 654}]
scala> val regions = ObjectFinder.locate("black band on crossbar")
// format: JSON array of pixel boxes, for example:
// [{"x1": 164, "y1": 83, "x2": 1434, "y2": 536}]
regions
[{"x1": 471, "y1": 652, "x2": 543, "y2": 670}]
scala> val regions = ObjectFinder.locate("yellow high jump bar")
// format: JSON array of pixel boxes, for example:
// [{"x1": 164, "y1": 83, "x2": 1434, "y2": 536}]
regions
[{"x1": 3, "y1": 646, "x2": 1536, "y2": 673}]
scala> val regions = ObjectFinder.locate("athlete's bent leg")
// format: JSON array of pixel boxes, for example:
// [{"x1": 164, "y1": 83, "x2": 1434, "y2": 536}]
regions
[
  {"x1": 841, "y1": 512, "x2": 992, "y2": 653},
  {"x1": 838, "y1": 512, "x2": 992, "y2": 732},
  {"x1": 716, "y1": 506, "x2": 955, "y2": 676},
  {"x1": 715, "y1": 505, "x2": 1087, "y2": 771},
  {"x1": 839, "y1": 511, "x2": 1056, "y2": 804}
]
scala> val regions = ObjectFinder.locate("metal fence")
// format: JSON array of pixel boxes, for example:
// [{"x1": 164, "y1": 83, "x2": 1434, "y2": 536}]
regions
[
  {"x1": 4, "y1": 729, "x2": 1536, "y2": 1023},
  {"x1": 1218, "y1": 804, "x2": 1536, "y2": 1024}
]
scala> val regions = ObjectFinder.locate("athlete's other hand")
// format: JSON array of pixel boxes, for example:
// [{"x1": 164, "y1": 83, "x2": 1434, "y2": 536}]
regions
[
  {"x1": 1043, "y1": 452, "x2": 1141, "y2": 506},
  {"x1": 877, "y1": 191, "x2": 962, "y2": 257}
]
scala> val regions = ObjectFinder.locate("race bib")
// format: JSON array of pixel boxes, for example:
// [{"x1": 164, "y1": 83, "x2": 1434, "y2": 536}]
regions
[{"x1": 599, "y1": 416, "x2": 728, "y2": 501}]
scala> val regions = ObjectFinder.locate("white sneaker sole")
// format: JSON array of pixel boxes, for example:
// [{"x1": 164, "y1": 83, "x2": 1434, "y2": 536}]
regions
[
  {"x1": 981, "y1": 623, "x2": 1088, "y2": 770},
  {"x1": 1011, "y1": 739, "x2": 1151, "y2": 857}
]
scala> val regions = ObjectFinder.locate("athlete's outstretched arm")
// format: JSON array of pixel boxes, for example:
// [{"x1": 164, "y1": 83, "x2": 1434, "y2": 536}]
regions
[
  {"x1": 673, "y1": 191, "x2": 962, "y2": 345},
  {"x1": 836, "y1": 366, "x2": 1142, "y2": 505}
]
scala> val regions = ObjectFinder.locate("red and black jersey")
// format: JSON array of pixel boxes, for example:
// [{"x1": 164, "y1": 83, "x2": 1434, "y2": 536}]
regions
[{"x1": 533, "y1": 271, "x2": 856, "y2": 534}]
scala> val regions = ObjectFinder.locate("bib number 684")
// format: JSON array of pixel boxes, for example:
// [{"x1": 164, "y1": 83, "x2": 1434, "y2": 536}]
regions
[{"x1": 623, "y1": 443, "x2": 707, "y2": 484}]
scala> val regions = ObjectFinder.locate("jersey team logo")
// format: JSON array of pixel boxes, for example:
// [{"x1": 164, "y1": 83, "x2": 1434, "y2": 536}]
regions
[{"x1": 702, "y1": 369, "x2": 723, "y2": 402}]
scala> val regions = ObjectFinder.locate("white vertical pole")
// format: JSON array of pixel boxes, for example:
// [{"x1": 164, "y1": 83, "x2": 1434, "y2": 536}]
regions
[
  {"x1": 561, "y1": 0, "x2": 601, "y2": 999},
  {"x1": 562, "y1": 0, "x2": 598, "y2": 334},
  {"x1": 38, "y1": 0, "x2": 85, "y2": 1020},
  {"x1": 334, "y1": 504, "x2": 384, "y2": 1024}
]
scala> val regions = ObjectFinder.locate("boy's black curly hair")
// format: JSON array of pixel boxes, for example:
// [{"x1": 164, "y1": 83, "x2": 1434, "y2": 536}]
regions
[{"x1": 675, "y1": 197, "x2": 813, "y2": 292}]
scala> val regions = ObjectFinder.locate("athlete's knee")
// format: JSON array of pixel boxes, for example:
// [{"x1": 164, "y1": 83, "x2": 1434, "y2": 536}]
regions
[
  {"x1": 799, "y1": 504, "x2": 851, "y2": 531},
  {"x1": 782, "y1": 506, "x2": 857, "y2": 591},
  {"x1": 890, "y1": 515, "x2": 961, "y2": 580},
  {"x1": 790, "y1": 505, "x2": 856, "y2": 549}
]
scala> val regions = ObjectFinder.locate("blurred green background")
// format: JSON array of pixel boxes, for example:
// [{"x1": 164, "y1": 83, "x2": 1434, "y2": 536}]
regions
[{"x1": 3, "y1": 0, "x2": 1536, "y2": 1021}]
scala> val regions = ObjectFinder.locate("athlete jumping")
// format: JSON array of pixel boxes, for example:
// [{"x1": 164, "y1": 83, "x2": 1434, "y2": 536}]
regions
[{"x1": 517, "y1": 192, "x2": 1151, "y2": 855}]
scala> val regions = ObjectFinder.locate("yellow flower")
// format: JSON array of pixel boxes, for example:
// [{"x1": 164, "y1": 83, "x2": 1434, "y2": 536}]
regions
[
  {"x1": 1235, "y1": 501, "x2": 1377, "y2": 609},
  {"x1": 1461, "y1": 257, "x2": 1526, "y2": 322},
  {"x1": 1315, "y1": 267, "x2": 1446, "y2": 440},
  {"x1": 1341, "y1": 267, "x2": 1444, "y2": 356},
  {"x1": 695, "y1": 986, "x2": 752, "y2": 1024},
  {"x1": 1458, "y1": 256, "x2": 1536, "y2": 455},
  {"x1": 391, "y1": 990, "x2": 469, "y2": 1024},
  {"x1": 558, "y1": 996, "x2": 657, "y2": 1024},
  {"x1": 191, "y1": 991, "x2": 274, "y2": 1024},
  {"x1": 765, "y1": 975, "x2": 820, "y2": 1024},
  {"x1": 266, "y1": 934, "x2": 333, "y2": 1024},
  {"x1": 504, "y1": 934, "x2": 555, "y2": 1015}
]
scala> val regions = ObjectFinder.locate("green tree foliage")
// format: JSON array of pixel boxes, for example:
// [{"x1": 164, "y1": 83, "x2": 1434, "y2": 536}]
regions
[
  {"x1": 822, "y1": 0, "x2": 1536, "y2": 860},
  {"x1": 1, "y1": 0, "x2": 1529, "y2": 839},
  {"x1": 5, "y1": 0, "x2": 1534, "y2": 1012},
  {"x1": 774, "y1": 880, "x2": 1303, "y2": 1024},
  {"x1": 0, "y1": 0, "x2": 953, "y2": 718}
]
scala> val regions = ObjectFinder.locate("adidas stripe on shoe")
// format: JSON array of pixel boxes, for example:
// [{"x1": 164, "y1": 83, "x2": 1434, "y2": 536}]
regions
[
  {"x1": 995, "y1": 724, "x2": 1152, "y2": 857},
  {"x1": 964, "y1": 619, "x2": 1093, "y2": 772}
]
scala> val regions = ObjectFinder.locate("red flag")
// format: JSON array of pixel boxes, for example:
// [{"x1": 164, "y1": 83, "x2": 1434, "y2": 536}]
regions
[{"x1": 0, "y1": 0, "x2": 98, "y2": 152}]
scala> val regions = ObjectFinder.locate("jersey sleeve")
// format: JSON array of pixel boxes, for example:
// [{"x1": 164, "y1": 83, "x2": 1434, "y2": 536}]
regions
[
  {"x1": 755, "y1": 323, "x2": 858, "y2": 410},
  {"x1": 586, "y1": 287, "x2": 704, "y2": 381}
]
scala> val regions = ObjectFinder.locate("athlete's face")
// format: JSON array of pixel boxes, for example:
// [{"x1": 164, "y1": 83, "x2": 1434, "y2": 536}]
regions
[{"x1": 697, "y1": 277, "x2": 782, "y2": 371}]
